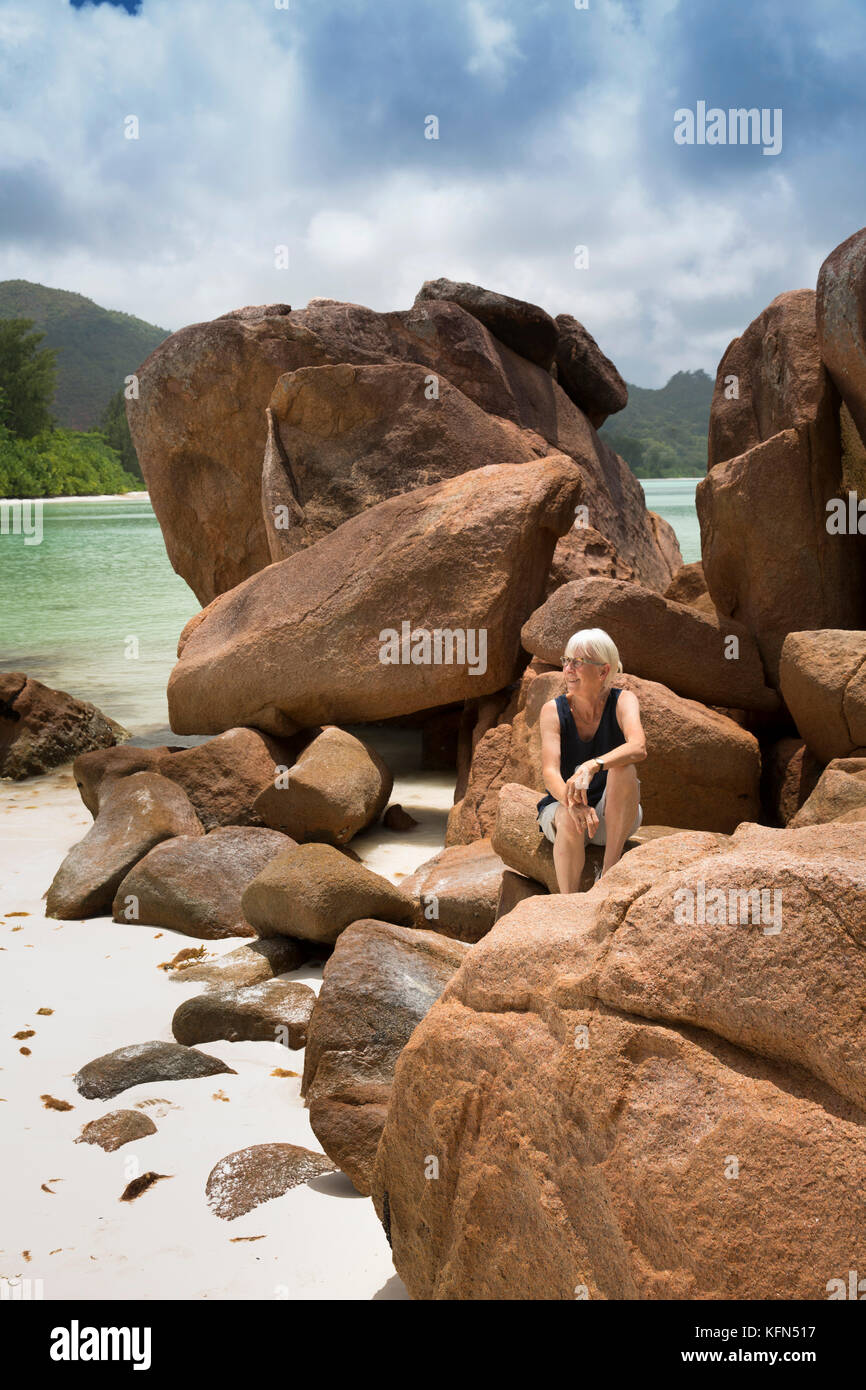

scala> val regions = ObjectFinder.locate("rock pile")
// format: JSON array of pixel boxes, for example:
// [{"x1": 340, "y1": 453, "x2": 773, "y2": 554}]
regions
[
  {"x1": 366, "y1": 237, "x2": 866, "y2": 1298},
  {"x1": 44, "y1": 253, "x2": 866, "y2": 1291}
]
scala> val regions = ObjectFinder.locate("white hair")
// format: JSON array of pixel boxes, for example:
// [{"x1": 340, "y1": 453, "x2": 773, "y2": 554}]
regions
[{"x1": 563, "y1": 628, "x2": 624, "y2": 691}]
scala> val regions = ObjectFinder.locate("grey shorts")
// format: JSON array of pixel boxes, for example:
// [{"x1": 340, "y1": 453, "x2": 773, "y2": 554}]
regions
[{"x1": 537, "y1": 779, "x2": 643, "y2": 846}]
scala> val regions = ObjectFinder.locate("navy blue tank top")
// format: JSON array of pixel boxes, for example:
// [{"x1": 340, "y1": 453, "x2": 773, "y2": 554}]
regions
[{"x1": 537, "y1": 688, "x2": 626, "y2": 818}]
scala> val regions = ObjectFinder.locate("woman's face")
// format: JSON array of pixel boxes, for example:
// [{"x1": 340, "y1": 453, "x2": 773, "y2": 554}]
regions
[{"x1": 563, "y1": 649, "x2": 609, "y2": 699}]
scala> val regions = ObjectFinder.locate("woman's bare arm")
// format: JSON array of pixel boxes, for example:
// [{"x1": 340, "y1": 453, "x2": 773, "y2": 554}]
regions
[
  {"x1": 601, "y1": 689, "x2": 647, "y2": 768},
  {"x1": 539, "y1": 700, "x2": 570, "y2": 802}
]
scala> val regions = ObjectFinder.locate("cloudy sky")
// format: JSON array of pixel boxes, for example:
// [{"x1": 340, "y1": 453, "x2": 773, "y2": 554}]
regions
[{"x1": 1, "y1": 0, "x2": 864, "y2": 385}]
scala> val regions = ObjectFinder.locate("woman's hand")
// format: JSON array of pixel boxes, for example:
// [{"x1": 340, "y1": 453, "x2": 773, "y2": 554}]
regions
[
  {"x1": 564, "y1": 759, "x2": 600, "y2": 806},
  {"x1": 568, "y1": 801, "x2": 599, "y2": 838}
]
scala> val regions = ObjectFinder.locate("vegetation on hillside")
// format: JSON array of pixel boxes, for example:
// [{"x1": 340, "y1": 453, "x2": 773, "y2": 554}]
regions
[
  {"x1": 99, "y1": 387, "x2": 142, "y2": 480},
  {"x1": 0, "y1": 320, "x2": 139, "y2": 498},
  {"x1": 0, "y1": 420, "x2": 141, "y2": 498},
  {"x1": 0, "y1": 280, "x2": 168, "y2": 431},
  {"x1": 601, "y1": 369, "x2": 714, "y2": 477}
]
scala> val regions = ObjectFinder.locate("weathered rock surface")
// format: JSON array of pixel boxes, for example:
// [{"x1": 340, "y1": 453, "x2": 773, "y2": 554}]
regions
[
  {"x1": 75, "y1": 1040, "x2": 234, "y2": 1100},
  {"x1": 75, "y1": 1110, "x2": 157, "y2": 1151},
  {"x1": 168, "y1": 936, "x2": 311, "y2": 986},
  {"x1": 253, "y1": 726, "x2": 392, "y2": 844},
  {"x1": 449, "y1": 671, "x2": 761, "y2": 843},
  {"x1": 242, "y1": 843, "x2": 416, "y2": 945},
  {"x1": 546, "y1": 523, "x2": 638, "y2": 594},
  {"x1": 789, "y1": 756, "x2": 866, "y2": 826},
  {"x1": 708, "y1": 290, "x2": 831, "y2": 469},
  {"x1": 415, "y1": 278, "x2": 559, "y2": 369},
  {"x1": 150, "y1": 729, "x2": 309, "y2": 830},
  {"x1": 817, "y1": 226, "x2": 866, "y2": 447},
  {"x1": 664, "y1": 560, "x2": 715, "y2": 615},
  {"x1": 398, "y1": 839, "x2": 505, "y2": 942},
  {"x1": 596, "y1": 823, "x2": 866, "y2": 1107},
  {"x1": 762, "y1": 737, "x2": 824, "y2": 826},
  {"x1": 372, "y1": 821, "x2": 866, "y2": 1299},
  {"x1": 494, "y1": 868, "x2": 548, "y2": 920},
  {"x1": 491, "y1": 783, "x2": 560, "y2": 891},
  {"x1": 698, "y1": 290, "x2": 866, "y2": 679},
  {"x1": 112, "y1": 826, "x2": 294, "y2": 938},
  {"x1": 74, "y1": 727, "x2": 308, "y2": 829},
  {"x1": 171, "y1": 979, "x2": 316, "y2": 1048},
  {"x1": 521, "y1": 577, "x2": 779, "y2": 711},
  {"x1": 218, "y1": 303, "x2": 292, "y2": 321},
  {"x1": 128, "y1": 294, "x2": 681, "y2": 605},
  {"x1": 553, "y1": 314, "x2": 628, "y2": 425},
  {"x1": 0, "y1": 673, "x2": 127, "y2": 780},
  {"x1": 168, "y1": 456, "x2": 583, "y2": 734},
  {"x1": 301, "y1": 919, "x2": 468, "y2": 1194},
  {"x1": 779, "y1": 629, "x2": 866, "y2": 762},
  {"x1": 205, "y1": 1143, "x2": 337, "y2": 1220},
  {"x1": 646, "y1": 511, "x2": 684, "y2": 586},
  {"x1": 262, "y1": 362, "x2": 545, "y2": 562},
  {"x1": 46, "y1": 772, "x2": 204, "y2": 919},
  {"x1": 698, "y1": 429, "x2": 865, "y2": 679},
  {"x1": 73, "y1": 743, "x2": 180, "y2": 813}
]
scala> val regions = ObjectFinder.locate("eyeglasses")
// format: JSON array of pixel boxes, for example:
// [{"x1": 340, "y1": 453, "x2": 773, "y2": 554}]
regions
[{"x1": 561, "y1": 657, "x2": 605, "y2": 669}]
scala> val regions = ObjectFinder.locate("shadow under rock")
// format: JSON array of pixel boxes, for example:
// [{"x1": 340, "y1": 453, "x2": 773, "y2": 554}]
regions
[{"x1": 306, "y1": 1171, "x2": 364, "y2": 1198}]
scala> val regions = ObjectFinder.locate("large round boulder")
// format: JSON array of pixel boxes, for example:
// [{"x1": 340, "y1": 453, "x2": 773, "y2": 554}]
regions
[
  {"x1": 128, "y1": 294, "x2": 682, "y2": 605},
  {"x1": 253, "y1": 727, "x2": 392, "y2": 844},
  {"x1": 553, "y1": 313, "x2": 628, "y2": 425},
  {"x1": 46, "y1": 772, "x2": 204, "y2": 920},
  {"x1": 301, "y1": 919, "x2": 468, "y2": 1194},
  {"x1": 779, "y1": 629, "x2": 866, "y2": 762},
  {"x1": 817, "y1": 225, "x2": 866, "y2": 447},
  {"x1": 112, "y1": 826, "x2": 296, "y2": 938},
  {"x1": 241, "y1": 843, "x2": 416, "y2": 945},
  {"x1": 168, "y1": 456, "x2": 583, "y2": 734},
  {"x1": 372, "y1": 821, "x2": 866, "y2": 1298},
  {"x1": 398, "y1": 839, "x2": 505, "y2": 942},
  {"x1": 73, "y1": 727, "x2": 310, "y2": 829},
  {"x1": 520, "y1": 577, "x2": 779, "y2": 712},
  {"x1": 698, "y1": 289, "x2": 866, "y2": 680},
  {"x1": 0, "y1": 673, "x2": 126, "y2": 780}
]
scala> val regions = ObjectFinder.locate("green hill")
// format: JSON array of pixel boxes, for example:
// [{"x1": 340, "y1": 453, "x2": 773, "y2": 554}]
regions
[
  {"x1": 601, "y1": 369, "x2": 714, "y2": 478},
  {"x1": 0, "y1": 281, "x2": 170, "y2": 430}
]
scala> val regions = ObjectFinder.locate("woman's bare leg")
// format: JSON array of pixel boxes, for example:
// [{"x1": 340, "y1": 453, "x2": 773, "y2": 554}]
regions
[
  {"x1": 552, "y1": 803, "x2": 588, "y2": 893},
  {"x1": 599, "y1": 764, "x2": 640, "y2": 875}
]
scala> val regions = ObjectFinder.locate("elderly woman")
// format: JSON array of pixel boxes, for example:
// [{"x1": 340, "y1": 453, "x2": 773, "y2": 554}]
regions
[{"x1": 537, "y1": 627, "x2": 647, "y2": 893}]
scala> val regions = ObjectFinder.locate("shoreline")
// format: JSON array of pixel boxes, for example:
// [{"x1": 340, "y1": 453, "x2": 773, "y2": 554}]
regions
[{"x1": 2, "y1": 491, "x2": 150, "y2": 504}]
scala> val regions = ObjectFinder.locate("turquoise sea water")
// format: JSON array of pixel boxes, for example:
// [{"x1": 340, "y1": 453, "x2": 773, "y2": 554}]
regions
[
  {"x1": 0, "y1": 480, "x2": 701, "y2": 737},
  {"x1": 0, "y1": 499, "x2": 199, "y2": 740},
  {"x1": 641, "y1": 475, "x2": 701, "y2": 565}
]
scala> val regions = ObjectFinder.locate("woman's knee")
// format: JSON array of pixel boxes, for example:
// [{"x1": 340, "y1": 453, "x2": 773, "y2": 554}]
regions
[
  {"x1": 605, "y1": 763, "x2": 638, "y2": 794},
  {"x1": 555, "y1": 806, "x2": 585, "y2": 841}
]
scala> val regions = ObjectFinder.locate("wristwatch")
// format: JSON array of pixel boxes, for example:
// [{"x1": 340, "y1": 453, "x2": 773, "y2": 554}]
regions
[{"x1": 594, "y1": 756, "x2": 605, "y2": 773}]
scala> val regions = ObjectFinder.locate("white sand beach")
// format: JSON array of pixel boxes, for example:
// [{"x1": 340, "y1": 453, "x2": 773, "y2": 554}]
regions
[{"x1": 0, "y1": 748, "x2": 454, "y2": 1302}]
